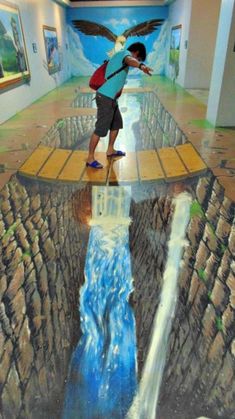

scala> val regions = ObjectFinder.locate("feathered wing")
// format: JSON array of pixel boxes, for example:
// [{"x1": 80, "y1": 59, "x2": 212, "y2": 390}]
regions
[
  {"x1": 122, "y1": 19, "x2": 165, "y2": 38},
  {"x1": 72, "y1": 20, "x2": 117, "y2": 42}
]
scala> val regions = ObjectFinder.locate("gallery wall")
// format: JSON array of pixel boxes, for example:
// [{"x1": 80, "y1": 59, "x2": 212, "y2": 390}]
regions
[
  {"x1": 207, "y1": 0, "x2": 235, "y2": 126},
  {"x1": 0, "y1": 0, "x2": 70, "y2": 124},
  {"x1": 184, "y1": 0, "x2": 221, "y2": 89},
  {"x1": 166, "y1": 0, "x2": 192, "y2": 85},
  {"x1": 66, "y1": 5, "x2": 169, "y2": 77},
  {"x1": 167, "y1": 0, "x2": 221, "y2": 90}
]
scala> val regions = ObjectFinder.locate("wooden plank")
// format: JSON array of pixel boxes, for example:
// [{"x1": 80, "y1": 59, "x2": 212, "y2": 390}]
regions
[
  {"x1": 38, "y1": 149, "x2": 72, "y2": 180},
  {"x1": 19, "y1": 146, "x2": 54, "y2": 176},
  {"x1": 137, "y1": 150, "x2": 164, "y2": 181},
  {"x1": 58, "y1": 150, "x2": 87, "y2": 182},
  {"x1": 176, "y1": 143, "x2": 207, "y2": 174},
  {"x1": 82, "y1": 152, "x2": 109, "y2": 183},
  {"x1": 158, "y1": 147, "x2": 188, "y2": 179},
  {"x1": 109, "y1": 153, "x2": 138, "y2": 183}
]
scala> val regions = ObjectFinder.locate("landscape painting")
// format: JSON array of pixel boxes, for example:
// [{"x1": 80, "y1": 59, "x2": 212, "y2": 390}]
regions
[
  {"x1": 43, "y1": 25, "x2": 60, "y2": 75},
  {"x1": 0, "y1": 1, "x2": 30, "y2": 89},
  {"x1": 169, "y1": 24, "x2": 181, "y2": 79},
  {"x1": 66, "y1": 6, "x2": 168, "y2": 76}
]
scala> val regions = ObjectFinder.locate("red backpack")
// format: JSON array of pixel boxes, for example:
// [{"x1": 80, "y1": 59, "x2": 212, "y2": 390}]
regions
[{"x1": 89, "y1": 60, "x2": 127, "y2": 91}]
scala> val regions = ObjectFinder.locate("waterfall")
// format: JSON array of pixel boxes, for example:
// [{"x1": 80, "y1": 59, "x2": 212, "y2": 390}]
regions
[
  {"x1": 63, "y1": 186, "x2": 137, "y2": 419},
  {"x1": 127, "y1": 192, "x2": 192, "y2": 419}
]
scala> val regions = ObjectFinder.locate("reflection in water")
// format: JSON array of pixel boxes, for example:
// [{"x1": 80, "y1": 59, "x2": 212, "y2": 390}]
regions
[{"x1": 63, "y1": 187, "x2": 137, "y2": 419}]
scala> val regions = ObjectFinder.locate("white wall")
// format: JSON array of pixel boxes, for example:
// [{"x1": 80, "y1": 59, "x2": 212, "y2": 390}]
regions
[
  {"x1": 207, "y1": 0, "x2": 235, "y2": 126},
  {"x1": 0, "y1": 0, "x2": 70, "y2": 124},
  {"x1": 166, "y1": 0, "x2": 192, "y2": 86},
  {"x1": 184, "y1": 0, "x2": 221, "y2": 89},
  {"x1": 167, "y1": 0, "x2": 221, "y2": 89}
]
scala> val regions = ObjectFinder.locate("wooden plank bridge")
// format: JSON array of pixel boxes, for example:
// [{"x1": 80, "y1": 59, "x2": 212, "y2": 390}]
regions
[{"x1": 18, "y1": 143, "x2": 207, "y2": 184}]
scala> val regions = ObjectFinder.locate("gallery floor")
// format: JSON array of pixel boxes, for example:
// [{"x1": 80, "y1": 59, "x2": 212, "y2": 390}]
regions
[
  {"x1": 0, "y1": 76, "x2": 234, "y2": 419},
  {"x1": 0, "y1": 76, "x2": 234, "y2": 201}
]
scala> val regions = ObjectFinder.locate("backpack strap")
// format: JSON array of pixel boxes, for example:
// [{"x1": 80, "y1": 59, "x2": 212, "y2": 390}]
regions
[{"x1": 106, "y1": 63, "x2": 128, "y2": 81}]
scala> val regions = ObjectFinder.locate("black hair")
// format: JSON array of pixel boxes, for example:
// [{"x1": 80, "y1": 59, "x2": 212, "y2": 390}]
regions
[{"x1": 127, "y1": 42, "x2": 147, "y2": 61}]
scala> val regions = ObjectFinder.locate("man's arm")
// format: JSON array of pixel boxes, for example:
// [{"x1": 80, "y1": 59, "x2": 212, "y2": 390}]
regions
[{"x1": 124, "y1": 56, "x2": 153, "y2": 76}]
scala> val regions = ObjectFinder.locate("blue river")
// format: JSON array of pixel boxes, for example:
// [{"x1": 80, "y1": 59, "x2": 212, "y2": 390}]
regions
[{"x1": 63, "y1": 223, "x2": 137, "y2": 419}]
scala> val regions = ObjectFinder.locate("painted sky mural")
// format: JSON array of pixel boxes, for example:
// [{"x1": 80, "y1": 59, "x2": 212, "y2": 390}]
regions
[{"x1": 66, "y1": 6, "x2": 169, "y2": 76}]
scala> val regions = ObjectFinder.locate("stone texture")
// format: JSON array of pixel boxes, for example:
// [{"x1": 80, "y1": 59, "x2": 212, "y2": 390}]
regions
[
  {"x1": 187, "y1": 216, "x2": 205, "y2": 249},
  {"x1": 0, "y1": 177, "x2": 83, "y2": 418},
  {"x1": 6, "y1": 263, "x2": 24, "y2": 299},
  {"x1": 2, "y1": 239, "x2": 17, "y2": 265},
  {"x1": 204, "y1": 253, "x2": 220, "y2": 283},
  {"x1": 226, "y1": 271, "x2": 235, "y2": 309},
  {"x1": 195, "y1": 176, "x2": 213, "y2": 209},
  {"x1": 222, "y1": 305, "x2": 235, "y2": 343},
  {"x1": 159, "y1": 174, "x2": 235, "y2": 419},
  {"x1": 31, "y1": 194, "x2": 41, "y2": 212},
  {"x1": 220, "y1": 197, "x2": 235, "y2": 222},
  {"x1": 0, "y1": 339, "x2": 13, "y2": 387},
  {"x1": 1, "y1": 363, "x2": 22, "y2": 418},
  {"x1": 228, "y1": 225, "x2": 235, "y2": 256},
  {"x1": 0, "y1": 218, "x2": 5, "y2": 239},
  {"x1": 231, "y1": 339, "x2": 235, "y2": 357},
  {"x1": 1, "y1": 199, "x2": 11, "y2": 215},
  {"x1": 209, "y1": 332, "x2": 225, "y2": 362},
  {"x1": 187, "y1": 270, "x2": 201, "y2": 304},
  {"x1": 216, "y1": 216, "x2": 232, "y2": 244},
  {"x1": 0, "y1": 274, "x2": 7, "y2": 297},
  {"x1": 217, "y1": 250, "x2": 233, "y2": 283},
  {"x1": 9, "y1": 288, "x2": 26, "y2": 335},
  {"x1": 194, "y1": 240, "x2": 210, "y2": 270},
  {"x1": 8, "y1": 247, "x2": 23, "y2": 273},
  {"x1": 203, "y1": 222, "x2": 219, "y2": 253},
  {"x1": 43, "y1": 237, "x2": 56, "y2": 261},
  {"x1": 15, "y1": 222, "x2": 30, "y2": 251},
  {"x1": 16, "y1": 318, "x2": 34, "y2": 384},
  {"x1": 210, "y1": 279, "x2": 227, "y2": 310},
  {"x1": 202, "y1": 304, "x2": 216, "y2": 340},
  {"x1": 206, "y1": 198, "x2": 221, "y2": 229}
]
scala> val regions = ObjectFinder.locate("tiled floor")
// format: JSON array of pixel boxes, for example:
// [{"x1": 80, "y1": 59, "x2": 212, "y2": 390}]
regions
[{"x1": 0, "y1": 76, "x2": 235, "y2": 201}]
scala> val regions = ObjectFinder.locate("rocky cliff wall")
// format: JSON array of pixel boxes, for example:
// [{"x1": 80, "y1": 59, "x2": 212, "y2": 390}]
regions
[
  {"x1": 0, "y1": 177, "x2": 90, "y2": 418},
  {"x1": 158, "y1": 175, "x2": 235, "y2": 419},
  {"x1": 0, "y1": 173, "x2": 234, "y2": 419},
  {"x1": 129, "y1": 183, "x2": 172, "y2": 374}
]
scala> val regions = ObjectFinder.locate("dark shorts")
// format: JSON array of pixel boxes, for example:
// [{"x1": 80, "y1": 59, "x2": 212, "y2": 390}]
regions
[{"x1": 94, "y1": 93, "x2": 123, "y2": 137}]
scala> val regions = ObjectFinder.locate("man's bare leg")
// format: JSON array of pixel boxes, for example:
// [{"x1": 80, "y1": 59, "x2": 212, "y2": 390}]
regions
[
  {"x1": 87, "y1": 132, "x2": 100, "y2": 163},
  {"x1": 106, "y1": 129, "x2": 119, "y2": 156}
]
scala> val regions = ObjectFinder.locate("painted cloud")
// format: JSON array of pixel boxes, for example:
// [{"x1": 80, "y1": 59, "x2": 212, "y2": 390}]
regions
[
  {"x1": 67, "y1": 26, "x2": 97, "y2": 76},
  {"x1": 146, "y1": 22, "x2": 169, "y2": 75}
]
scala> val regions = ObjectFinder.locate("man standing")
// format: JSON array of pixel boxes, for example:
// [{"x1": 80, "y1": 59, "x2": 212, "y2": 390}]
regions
[{"x1": 86, "y1": 42, "x2": 153, "y2": 169}]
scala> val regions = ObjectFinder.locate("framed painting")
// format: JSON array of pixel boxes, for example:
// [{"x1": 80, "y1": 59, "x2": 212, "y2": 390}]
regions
[
  {"x1": 0, "y1": 0, "x2": 30, "y2": 90},
  {"x1": 169, "y1": 24, "x2": 182, "y2": 79},
  {"x1": 43, "y1": 25, "x2": 60, "y2": 75}
]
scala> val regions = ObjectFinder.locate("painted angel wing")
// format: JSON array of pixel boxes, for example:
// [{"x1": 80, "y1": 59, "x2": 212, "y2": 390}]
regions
[
  {"x1": 72, "y1": 20, "x2": 117, "y2": 42},
  {"x1": 122, "y1": 19, "x2": 165, "y2": 39}
]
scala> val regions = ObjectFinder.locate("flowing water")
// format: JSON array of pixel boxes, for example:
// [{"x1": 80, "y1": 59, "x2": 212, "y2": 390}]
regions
[
  {"x1": 63, "y1": 189, "x2": 192, "y2": 419},
  {"x1": 63, "y1": 186, "x2": 137, "y2": 419},
  {"x1": 127, "y1": 192, "x2": 192, "y2": 419}
]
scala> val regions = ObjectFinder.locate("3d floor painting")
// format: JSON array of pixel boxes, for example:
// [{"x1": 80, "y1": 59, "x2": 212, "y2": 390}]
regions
[{"x1": 0, "y1": 87, "x2": 234, "y2": 419}]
